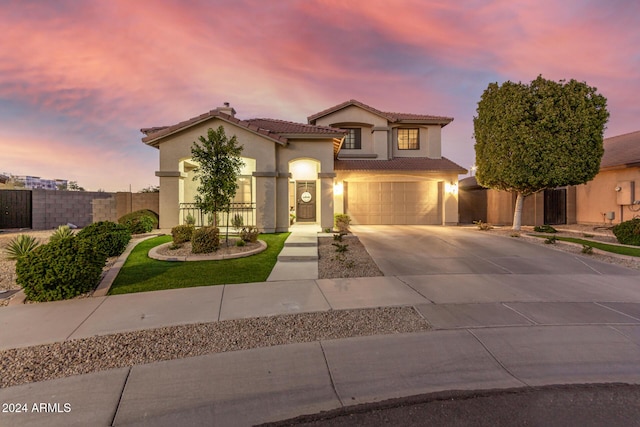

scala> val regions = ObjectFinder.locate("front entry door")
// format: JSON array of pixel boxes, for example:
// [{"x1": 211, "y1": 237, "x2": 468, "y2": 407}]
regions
[{"x1": 296, "y1": 181, "x2": 316, "y2": 222}]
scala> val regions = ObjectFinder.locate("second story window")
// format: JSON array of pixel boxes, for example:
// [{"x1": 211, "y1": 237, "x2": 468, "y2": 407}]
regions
[
  {"x1": 398, "y1": 128, "x2": 419, "y2": 150},
  {"x1": 343, "y1": 128, "x2": 361, "y2": 149}
]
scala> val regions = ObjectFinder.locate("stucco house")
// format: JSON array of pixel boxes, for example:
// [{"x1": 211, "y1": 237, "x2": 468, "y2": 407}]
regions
[
  {"x1": 142, "y1": 100, "x2": 465, "y2": 231},
  {"x1": 459, "y1": 130, "x2": 640, "y2": 226},
  {"x1": 575, "y1": 130, "x2": 640, "y2": 224}
]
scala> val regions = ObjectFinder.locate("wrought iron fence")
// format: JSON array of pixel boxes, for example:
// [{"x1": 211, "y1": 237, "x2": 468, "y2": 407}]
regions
[{"x1": 179, "y1": 203, "x2": 256, "y2": 228}]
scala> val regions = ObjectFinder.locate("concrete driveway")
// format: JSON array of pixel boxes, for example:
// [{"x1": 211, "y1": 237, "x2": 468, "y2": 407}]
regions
[{"x1": 352, "y1": 225, "x2": 638, "y2": 277}]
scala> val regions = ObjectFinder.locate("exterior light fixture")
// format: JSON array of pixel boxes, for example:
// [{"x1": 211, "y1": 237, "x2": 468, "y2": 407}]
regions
[
  {"x1": 446, "y1": 182, "x2": 458, "y2": 195},
  {"x1": 334, "y1": 182, "x2": 344, "y2": 196}
]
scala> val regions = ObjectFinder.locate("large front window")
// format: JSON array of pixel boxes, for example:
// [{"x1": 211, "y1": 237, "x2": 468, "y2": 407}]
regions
[
  {"x1": 343, "y1": 128, "x2": 361, "y2": 149},
  {"x1": 233, "y1": 175, "x2": 252, "y2": 204},
  {"x1": 398, "y1": 128, "x2": 419, "y2": 150}
]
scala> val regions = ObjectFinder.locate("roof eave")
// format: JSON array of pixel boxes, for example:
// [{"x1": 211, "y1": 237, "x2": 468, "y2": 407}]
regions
[{"x1": 394, "y1": 118, "x2": 454, "y2": 127}]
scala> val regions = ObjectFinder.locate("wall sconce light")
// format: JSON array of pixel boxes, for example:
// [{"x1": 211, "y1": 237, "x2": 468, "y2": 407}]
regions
[
  {"x1": 445, "y1": 182, "x2": 458, "y2": 195},
  {"x1": 334, "y1": 182, "x2": 344, "y2": 196}
]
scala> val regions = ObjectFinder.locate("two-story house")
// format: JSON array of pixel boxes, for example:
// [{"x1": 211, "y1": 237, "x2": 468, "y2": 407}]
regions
[{"x1": 142, "y1": 100, "x2": 465, "y2": 231}]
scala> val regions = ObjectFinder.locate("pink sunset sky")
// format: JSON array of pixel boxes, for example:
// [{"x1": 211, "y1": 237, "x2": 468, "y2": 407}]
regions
[{"x1": 1, "y1": 0, "x2": 639, "y2": 192}]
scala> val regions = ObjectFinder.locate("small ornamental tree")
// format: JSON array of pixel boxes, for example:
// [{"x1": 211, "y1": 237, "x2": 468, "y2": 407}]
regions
[
  {"x1": 474, "y1": 75, "x2": 609, "y2": 230},
  {"x1": 191, "y1": 126, "x2": 244, "y2": 240}
]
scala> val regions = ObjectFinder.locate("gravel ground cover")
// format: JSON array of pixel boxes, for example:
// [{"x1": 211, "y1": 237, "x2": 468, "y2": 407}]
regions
[
  {"x1": 155, "y1": 238, "x2": 261, "y2": 257},
  {"x1": 318, "y1": 235, "x2": 384, "y2": 279},
  {"x1": 0, "y1": 306, "x2": 429, "y2": 388}
]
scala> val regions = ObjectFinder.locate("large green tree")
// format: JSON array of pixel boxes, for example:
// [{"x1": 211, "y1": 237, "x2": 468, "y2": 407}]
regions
[
  {"x1": 191, "y1": 126, "x2": 244, "y2": 229},
  {"x1": 473, "y1": 75, "x2": 609, "y2": 230}
]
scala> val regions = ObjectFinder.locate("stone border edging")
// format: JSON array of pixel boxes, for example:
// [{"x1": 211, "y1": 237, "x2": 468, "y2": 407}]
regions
[
  {"x1": 93, "y1": 235, "x2": 160, "y2": 297},
  {"x1": 148, "y1": 239, "x2": 267, "y2": 262}
]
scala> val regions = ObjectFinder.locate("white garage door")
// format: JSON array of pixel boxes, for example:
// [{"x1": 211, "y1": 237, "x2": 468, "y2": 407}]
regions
[{"x1": 345, "y1": 181, "x2": 442, "y2": 225}]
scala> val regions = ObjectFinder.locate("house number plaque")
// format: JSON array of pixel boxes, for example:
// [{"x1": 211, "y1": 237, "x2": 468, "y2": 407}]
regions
[{"x1": 300, "y1": 191, "x2": 312, "y2": 203}]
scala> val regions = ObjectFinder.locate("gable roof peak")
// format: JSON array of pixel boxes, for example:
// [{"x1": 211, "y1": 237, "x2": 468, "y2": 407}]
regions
[{"x1": 308, "y1": 99, "x2": 453, "y2": 126}]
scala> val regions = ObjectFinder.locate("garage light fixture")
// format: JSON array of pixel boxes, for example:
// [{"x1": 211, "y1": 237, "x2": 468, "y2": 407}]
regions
[{"x1": 446, "y1": 182, "x2": 458, "y2": 195}]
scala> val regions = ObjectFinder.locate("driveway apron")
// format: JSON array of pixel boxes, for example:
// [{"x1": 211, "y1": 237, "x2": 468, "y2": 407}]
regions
[{"x1": 351, "y1": 225, "x2": 639, "y2": 277}]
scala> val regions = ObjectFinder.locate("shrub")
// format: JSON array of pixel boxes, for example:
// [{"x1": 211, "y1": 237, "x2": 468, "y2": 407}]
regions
[
  {"x1": 16, "y1": 237, "x2": 106, "y2": 302},
  {"x1": 4, "y1": 234, "x2": 40, "y2": 260},
  {"x1": 76, "y1": 221, "x2": 131, "y2": 257},
  {"x1": 119, "y1": 209, "x2": 158, "y2": 234},
  {"x1": 231, "y1": 214, "x2": 244, "y2": 232},
  {"x1": 332, "y1": 242, "x2": 349, "y2": 253},
  {"x1": 534, "y1": 225, "x2": 557, "y2": 233},
  {"x1": 184, "y1": 214, "x2": 196, "y2": 226},
  {"x1": 334, "y1": 214, "x2": 351, "y2": 233},
  {"x1": 192, "y1": 226, "x2": 220, "y2": 253},
  {"x1": 473, "y1": 220, "x2": 493, "y2": 231},
  {"x1": 240, "y1": 226, "x2": 260, "y2": 243},
  {"x1": 171, "y1": 224, "x2": 195, "y2": 244},
  {"x1": 582, "y1": 244, "x2": 594, "y2": 254},
  {"x1": 612, "y1": 218, "x2": 640, "y2": 246},
  {"x1": 236, "y1": 239, "x2": 246, "y2": 247},
  {"x1": 49, "y1": 225, "x2": 75, "y2": 242},
  {"x1": 544, "y1": 236, "x2": 557, "y2": 244}
]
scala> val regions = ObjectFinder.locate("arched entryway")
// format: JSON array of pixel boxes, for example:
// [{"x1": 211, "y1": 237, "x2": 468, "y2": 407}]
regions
[{"x1": 289, "y1": 159, "x2": 321, "y2": 224}]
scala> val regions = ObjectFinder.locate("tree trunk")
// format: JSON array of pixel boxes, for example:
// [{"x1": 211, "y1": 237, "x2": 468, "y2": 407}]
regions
[{"x1": 512, "y1": 192, "x2": 524, "y2": 231}]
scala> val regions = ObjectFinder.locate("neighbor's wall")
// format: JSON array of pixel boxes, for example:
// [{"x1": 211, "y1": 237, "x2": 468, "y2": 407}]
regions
[
  {"x1": 92, "y1": 192, "x2": 159, "y2": 224},
  {"x1": 32, "y1": 190, "x2": 113, "y2": 229},
  {"x1": 458, "y1": 187, "x2": 487, "y2": 224},
  {"x1": 576, "y1": 167, "x2": 640, "y2": 224}
]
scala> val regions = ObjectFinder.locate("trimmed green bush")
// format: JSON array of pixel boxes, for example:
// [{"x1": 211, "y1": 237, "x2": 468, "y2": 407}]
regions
[
  {"x1": 171, "y1": 224, "x2": 195, "y2": 244},
  {"x1": 613, "y1": 218, "x2": 640, "y2": 246},
  {"x1": 240, "y1": 226, "x2": 260, "y2": 243},
  {"x1": 119, "y1": 209, "x2": 158, "y2": 234},
  {"x1": 16, "y1": 237, "x2": 106, "y2": 301},
  {"x1": 4, "y1": 234, "x2": 40, "y2": 260},
  {"x1": 76, "y1": 221, "x2": 131, "y2": 257},
  {"x1": 192, "y1": 226, "x2": 220, "y2": 253}
]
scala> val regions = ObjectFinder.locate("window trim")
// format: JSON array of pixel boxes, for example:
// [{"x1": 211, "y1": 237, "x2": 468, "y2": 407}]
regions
[
  {"x1": 397, "y1": 128, "x2": 419, "y2": 150},
  {"x1": 342, "y1": 128, "x2": 362, "y2": 150}
]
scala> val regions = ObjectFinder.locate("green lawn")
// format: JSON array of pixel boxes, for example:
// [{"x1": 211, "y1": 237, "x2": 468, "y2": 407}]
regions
[
  {"x1": 109, "y1": 233, "x2": 289, "y2": 295},
  {"x1": 529, "y1": 234, "x2": 640, "y2": 257}
]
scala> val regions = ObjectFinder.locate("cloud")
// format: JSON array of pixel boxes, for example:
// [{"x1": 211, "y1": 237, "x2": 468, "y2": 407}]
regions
[{"x1": 1, "y1": 0, "x2": 639, "y2": 191}]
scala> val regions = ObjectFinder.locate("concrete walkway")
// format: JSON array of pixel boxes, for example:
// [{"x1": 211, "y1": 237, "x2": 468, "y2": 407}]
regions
[
  {"x1": 267, "y1": 223, "x2": 322, "y2": 281},
  {"x1": 2, "y1": 227, "x2": 640, "y2": 426}
]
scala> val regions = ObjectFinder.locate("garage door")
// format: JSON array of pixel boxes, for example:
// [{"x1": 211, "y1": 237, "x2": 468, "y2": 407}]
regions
[{"x1": 344, "y1": 181, "x2": 442, "y2": 225}]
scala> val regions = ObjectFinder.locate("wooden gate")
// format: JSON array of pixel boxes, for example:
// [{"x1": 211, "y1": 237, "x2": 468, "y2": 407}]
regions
[
  {"x1": 544, "y1": 189, "x2": 566, "y2": 225},
  {"x1": 0, "y1": 190, "x2": 32, "y2": 229}
]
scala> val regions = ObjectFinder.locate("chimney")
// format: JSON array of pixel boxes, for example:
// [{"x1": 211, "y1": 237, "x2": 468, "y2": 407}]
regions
[{"x1": 216, "y1": 101, "x2": 236, "y2": 117}]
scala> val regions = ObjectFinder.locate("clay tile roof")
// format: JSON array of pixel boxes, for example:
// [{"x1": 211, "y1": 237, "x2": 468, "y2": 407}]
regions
[
  {"x1": 308, "y1": 99, "x2": 453, "y2": 126},
  {"x1": 141, "y1": 110, "x2": 290, "y2": 146},
  {"x1": 141, "y1": 110, "x2": 348, "y2": 147},
  {"x1": 334, "y1": 157, "x2": 467, "y2": 173},
  {"x1": 601, "y1": 130, "x2": 640, "y2": 169},
  {"x1": 244, "y1": 118, "x2": 347, "y2": 136}
]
